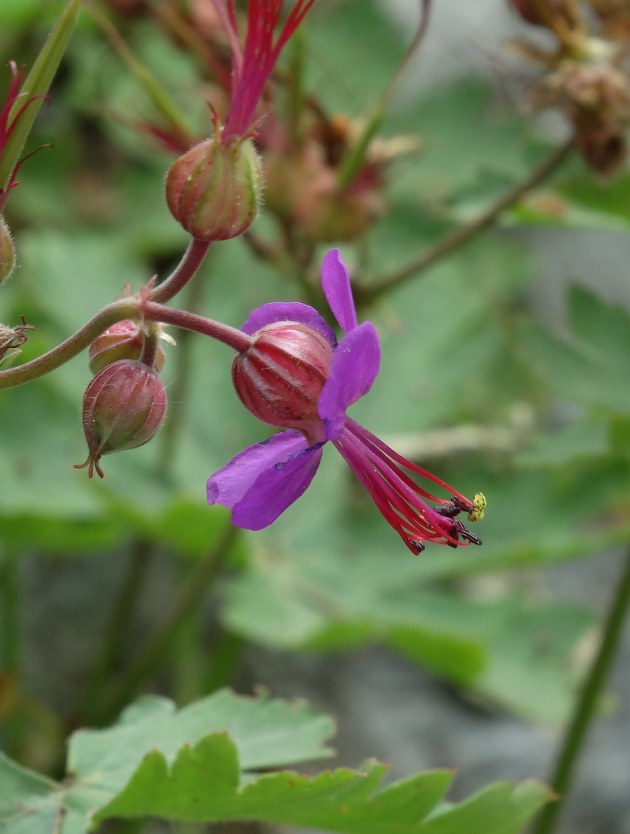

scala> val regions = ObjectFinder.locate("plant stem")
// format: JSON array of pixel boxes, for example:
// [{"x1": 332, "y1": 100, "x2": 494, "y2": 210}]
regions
[
  {"x1": 98, "y1": 523, "x2": 238, "y2": 723},
  {"x1": 0, "y1": 545, "x2": 20, "y2": 672},
  {"x1": 360, "y1": 138, "x2": 574, "y2": 304},
  {"x1": 150, "y1": 238, "x2": 211, "y2": 304},
  {"x1": 0, "y1": 298, "x2": 137, "y2": 389},
  {"x1": 144, "y1": 302, "x2": 252, "y2": 353},
  {"x1": 75, "y1": 538, "x2": 153, "y2": 726},
  {"x1": 532, "y1": 548, "x2": 630, "y2": 834},
  {"x1": 0, "y1": 292, "x2": 249, "y2": 391},
  {"x1": 157, "y1": 275, "x2": 206, "y2": 478}
]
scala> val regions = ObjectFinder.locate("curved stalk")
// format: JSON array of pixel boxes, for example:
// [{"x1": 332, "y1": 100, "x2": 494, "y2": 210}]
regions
[
  {"x1": 360, "y1": 138, "x2": 574, "y2": 304},
  {"x1": 143, "y1": 302, "x2": 252, "y2": 352},
  {"x1": 0, "y1": 298, "x2": 137, "y2": 389},
  {"x1": 150, "y1": 238, "x2": 211, "y2": 304}
]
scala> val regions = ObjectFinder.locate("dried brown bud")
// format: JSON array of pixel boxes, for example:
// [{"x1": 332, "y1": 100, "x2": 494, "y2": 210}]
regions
[{"x1": 575, "y1": 123, "x2": 627, "y2": 174}]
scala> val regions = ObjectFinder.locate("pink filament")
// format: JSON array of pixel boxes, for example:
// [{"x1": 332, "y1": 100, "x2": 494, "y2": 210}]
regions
[
  {"x1": 219, "y1": 0, "x2": 316, "y2": 142},
  {"x1": 334, "y1": 420, "x2": 468, "y2": 553}
]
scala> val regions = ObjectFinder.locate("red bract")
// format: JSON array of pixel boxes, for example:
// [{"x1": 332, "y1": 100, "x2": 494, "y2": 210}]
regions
[
  {"x1": 212, "y1": 0, "x2": 316, "y2": 143},
  {"x1": 0, "y1": 61, "x2": 40, "y2": 212}
]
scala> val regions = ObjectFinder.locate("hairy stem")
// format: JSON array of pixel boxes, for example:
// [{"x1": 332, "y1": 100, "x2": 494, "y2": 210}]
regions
[
  {"x1": 532, "y1": 548, "x2": 630, "y2": 834},
  {"x1": 144, "y1": 301, "x2": 252, "y2": 352},
  {"x1": 0, "y1": 292, "x2": 249, "y2": 391},
  {"x1": 360, "y1": 138, "x2": 574, "y2": 304},
  {"x1": 157, "y1": 275, "x2": 205, "y2": 478},
  {"x1": 0, "y1": 298, "x2": 137, "y2": 389},
  {"x1": 150, "y1": 238, "x2": 211, "y2": 304}
]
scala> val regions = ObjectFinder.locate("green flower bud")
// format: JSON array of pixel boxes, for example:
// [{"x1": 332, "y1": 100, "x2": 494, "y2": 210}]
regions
[
  {"x1": 0, "y1": 216, "x2": 16, "y2": 284},
  {"x1": 165, "y1": 137, "x2": 263, "y2": 241}
]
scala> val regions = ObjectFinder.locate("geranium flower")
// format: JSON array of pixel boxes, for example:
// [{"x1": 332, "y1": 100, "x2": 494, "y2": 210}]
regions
[
  {"x1": 207, "y1": 249, "x2": 485, "y2": 553},
  {"x1": 211, "y1": 0, "x2": 316, "y2": 143}
]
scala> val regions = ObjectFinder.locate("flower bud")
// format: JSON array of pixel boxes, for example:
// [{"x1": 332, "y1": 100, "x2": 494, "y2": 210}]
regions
[
  {"x1": 0, "y1": 216, "x2": 16, "y2": 284},
  {"x1": 575, "y1": 123, "x2": 626, "y2": 175},
  {"x1": 232, "y1": 322, "x2": 333, "y2": 441},
  {"x1": 165, "y1": 136, "x2": 263, "y2": 241},
  {"x1": 89, "y1": 320, "x2": 166, "y2": 374},
  {"x1": 75, "y1": 360, "x2": 167, "y2": 478}
]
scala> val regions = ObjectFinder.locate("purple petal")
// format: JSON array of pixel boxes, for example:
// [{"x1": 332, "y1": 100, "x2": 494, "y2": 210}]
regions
[
  {"x1": 318, "y1": 322, "x2": 381, "y2": 441},
  {"x1": 240, "y1": 302, "x2": 336, "y2": 347},
  {"x1": 207, "y1": 430, "x2": 323, "y2": 530},
  {"x1": 321, "y1": 249, "x2": 358, "y2": 334}
]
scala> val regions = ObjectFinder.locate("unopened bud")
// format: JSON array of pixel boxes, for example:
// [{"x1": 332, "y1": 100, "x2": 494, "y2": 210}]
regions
[
  {"x1": 232, "y1": 322, "x2": 333, "y2": 441},
  {"x1": 575, "y1": 123, "x2": 626, "y2": 174},
  {"x1": 165, "y1": 136, "x2": 263, "y2": 241},
  {"x1": 0, "y1": 216, "x2": 16, "y2": 284},
  {"x1": 89, "y1": 320, "x2": 166, "y2": 374},
  {"x1": 74, "y1": 360, "x2": 167, "y2": 478}
]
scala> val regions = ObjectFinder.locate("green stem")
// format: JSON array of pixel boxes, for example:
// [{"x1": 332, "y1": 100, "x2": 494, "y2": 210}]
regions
[
  {"x1": 98, "y1": 523, "x2": 238, "y2": 723},
  {"x1": 0, "y1": 546, "x2": 20, "y2": 673},
  {"x1": 532, "y1": 548, "x2": 630, "y2": 834},
  {"x1": 360, "y1": 138, "x2": 574, "y2": 304},
  {"x1": 75, "y1": 538, "x2": 153, "y2": 726},
  {"x1": 157, "y1": 275, "x2": 206, "y2": 478},
  {"x1": 0, "y1": 298, "x2": 137, "y2": 389},
  {"x1": 150, "y1": 238, "x2": 211, "y2": 304}
]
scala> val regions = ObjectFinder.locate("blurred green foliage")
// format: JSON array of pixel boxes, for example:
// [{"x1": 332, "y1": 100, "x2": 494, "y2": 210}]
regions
[{"x1": 2, "y1": 0, "x2": 630, "y2": 832}]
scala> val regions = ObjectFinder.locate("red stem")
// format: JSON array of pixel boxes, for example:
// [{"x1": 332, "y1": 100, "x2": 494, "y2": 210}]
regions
[
  {"x1": 150, "y1": 238, "x2": 211, "y2": 304},
  {"x1": 144, "y1": 302, "x2": 252, "y2": 353}
]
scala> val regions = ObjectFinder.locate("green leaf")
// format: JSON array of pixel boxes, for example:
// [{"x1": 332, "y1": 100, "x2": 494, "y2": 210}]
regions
[
  {"x1": 419, "y1": 781, "x2": 552, "y2": 834},
  {"x1": 0, "y1": 690, "x2": 334, "y2": 832},
  {"x1": 97, "y1": 743, "x2": 451, "y2": 829},
  {"x1": 550, "y1": 171, "x2": 630, "y2": 230},
  {"x1": 0, "y1": 692, "x2": 551, "y2": 834},
  {"x1": 222, "y1": 524, "x2": 593, "y2": 722},
  {"x1": 70, "y1": 689, "x2": 335, "y2": 776},
  {"x1": 0, "y1": 0, "x2": 82, "y2": 189},
  {"x1": 0, "y1": 0, "x2": 48, "y2": 26},
  {"x1": 306, "y1": 0, "x2": 405, "y2": 115},
  {"x1": 519, "y1": 286, "x2": 630, "y2": 413},
  {"x1": 386, "y1": 80, "x2": 533, "y2": 202},
  {"x1": 96, "y1": 740, "x2": 550, "y2": 834},
  {"x1": 517, "y1": 420, "x2": 609, "y2": 468}
]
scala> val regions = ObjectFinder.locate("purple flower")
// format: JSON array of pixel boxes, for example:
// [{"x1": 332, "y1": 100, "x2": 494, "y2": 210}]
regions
[{"x1": 207, "y1": 249, "x2": 485, "y2": 553}]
